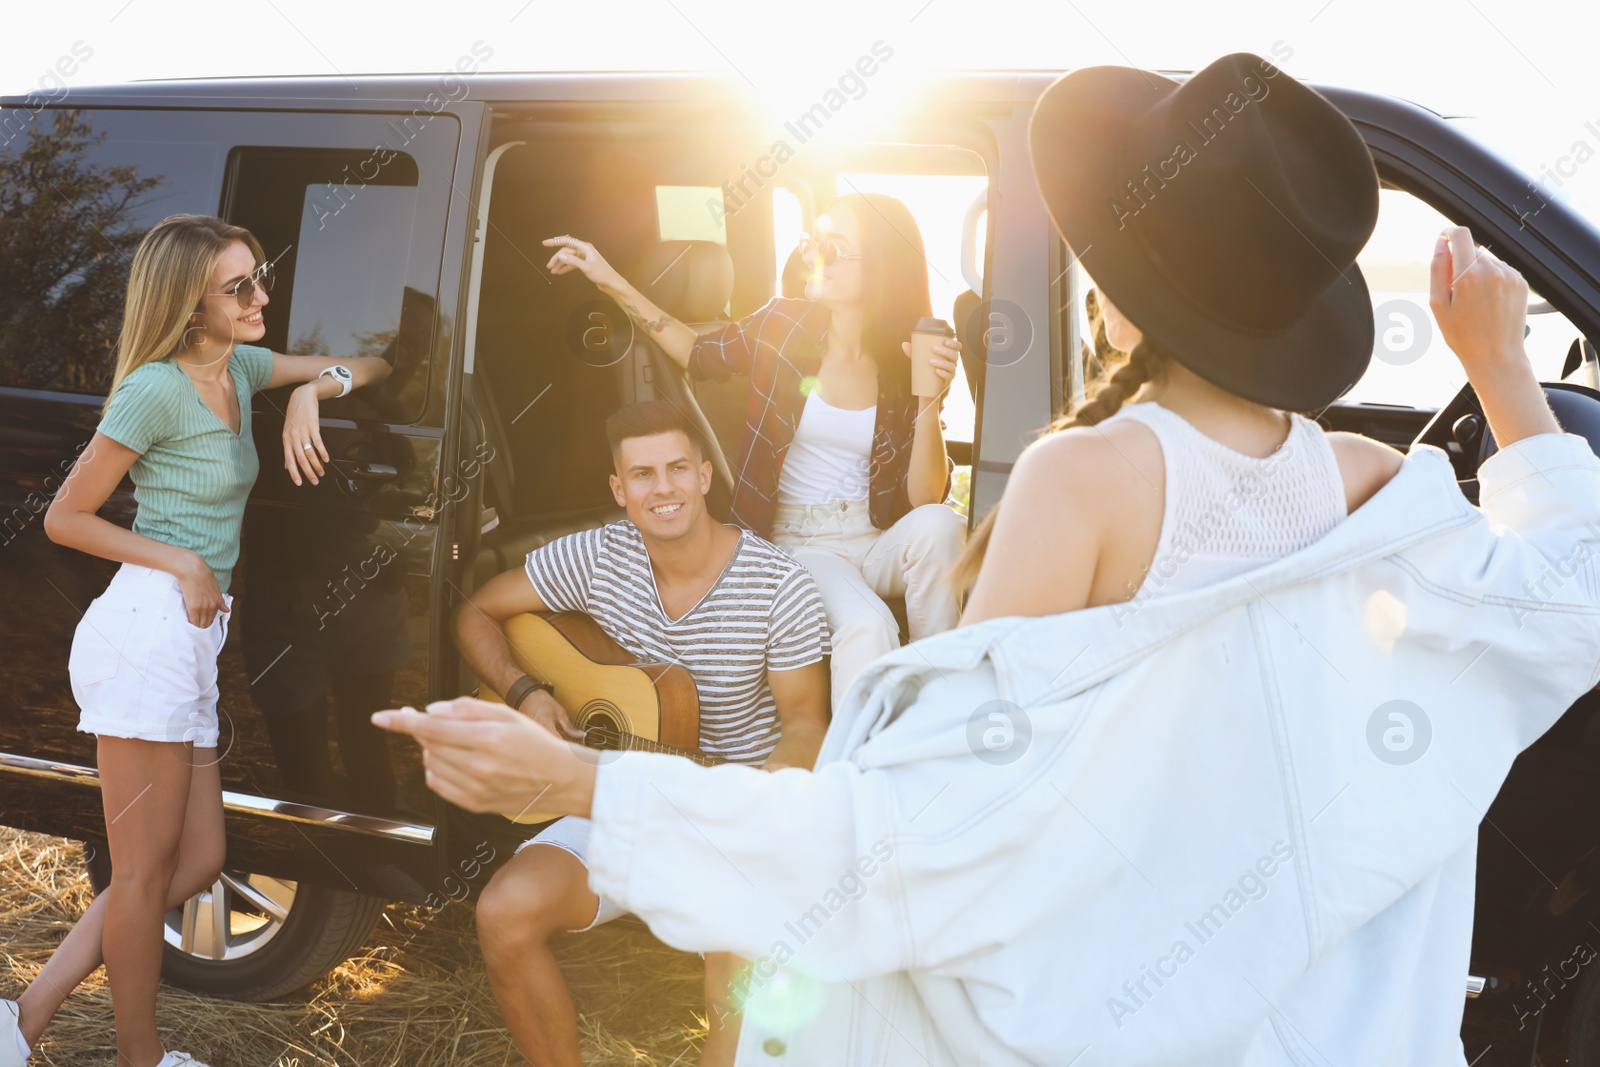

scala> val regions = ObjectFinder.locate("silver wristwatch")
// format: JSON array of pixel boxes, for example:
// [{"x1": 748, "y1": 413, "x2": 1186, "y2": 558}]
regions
[{"x1": 318, "y1": 364, "x2": 354, "y2": 398}]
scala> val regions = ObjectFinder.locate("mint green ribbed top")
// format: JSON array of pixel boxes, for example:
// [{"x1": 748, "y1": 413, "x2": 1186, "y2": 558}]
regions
[{"x1": 97, "y1": 344, "x2": 274, "y2": 593}]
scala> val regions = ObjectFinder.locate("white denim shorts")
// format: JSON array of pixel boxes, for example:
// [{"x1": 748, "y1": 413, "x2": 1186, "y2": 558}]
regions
[
  {"x1": 71, "y1": 563, "x2": 232, "y2": 749},
  {"x1": 515, "y1": 815, "x2": 627, "y2": 932}
]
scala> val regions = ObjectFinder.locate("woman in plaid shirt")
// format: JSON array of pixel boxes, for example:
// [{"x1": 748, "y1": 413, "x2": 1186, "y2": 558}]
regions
[{"x1": 544, "y1": 193, "x2": 966, "y2": 710}]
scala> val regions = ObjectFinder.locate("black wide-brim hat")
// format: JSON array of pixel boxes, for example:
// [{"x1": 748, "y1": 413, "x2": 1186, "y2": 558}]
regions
[{"x1": 1030, "y1": 52, "x2": 1381, "y2": 411}]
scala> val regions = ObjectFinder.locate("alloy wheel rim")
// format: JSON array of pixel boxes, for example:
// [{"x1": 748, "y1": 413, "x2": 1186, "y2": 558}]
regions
[{"x1": 164, "y1": 872, "x2": 297, "y2": 961}]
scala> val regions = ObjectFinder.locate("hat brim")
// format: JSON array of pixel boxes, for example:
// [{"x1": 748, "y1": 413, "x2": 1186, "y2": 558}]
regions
[{"x1": 1029, "y1": 65, "x2": 1374, "y2": 412}]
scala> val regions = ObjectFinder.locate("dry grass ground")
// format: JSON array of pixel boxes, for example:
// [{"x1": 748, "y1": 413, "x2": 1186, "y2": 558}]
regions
[{"x1": 0, "y1": 827, "x2": 708, "y2": 1066}]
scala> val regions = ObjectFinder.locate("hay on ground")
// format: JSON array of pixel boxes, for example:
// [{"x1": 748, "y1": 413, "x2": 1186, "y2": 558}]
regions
[{"x1": 0, "y1": 827, "x2": 707, "y2": 1065}]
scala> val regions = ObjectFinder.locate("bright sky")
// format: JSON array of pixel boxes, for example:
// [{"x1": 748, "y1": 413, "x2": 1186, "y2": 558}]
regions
[{"x1": 4, "y1": 0, "x2": 1598, "y2": 225}]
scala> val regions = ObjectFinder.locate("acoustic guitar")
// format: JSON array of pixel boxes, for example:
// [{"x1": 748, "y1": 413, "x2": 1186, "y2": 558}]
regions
[{"x1": 481, "y1": 611, "x2": 725, "y2": 824}]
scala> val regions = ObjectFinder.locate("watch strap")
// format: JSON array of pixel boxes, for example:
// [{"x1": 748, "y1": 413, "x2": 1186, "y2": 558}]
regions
[
  {"x1": 504, "y1": 674, "x2": 554, "y2": 712},
  {"x1": 318, "y1": 364, "x2": 353, "y2": 397}
]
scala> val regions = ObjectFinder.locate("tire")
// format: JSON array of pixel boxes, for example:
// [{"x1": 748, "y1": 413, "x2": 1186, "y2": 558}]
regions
[{"x1": 86, "y1": 845, "x2": 387, "y2": 1001}]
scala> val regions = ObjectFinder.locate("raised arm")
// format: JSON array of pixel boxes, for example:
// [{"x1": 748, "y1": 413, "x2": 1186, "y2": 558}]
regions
[
  {"x1": 544, "y1": 235, "x2": 699, "y2": 370},
  {"x1": 1430, "y1": 225, "x2": 1560, "y2": 448}
]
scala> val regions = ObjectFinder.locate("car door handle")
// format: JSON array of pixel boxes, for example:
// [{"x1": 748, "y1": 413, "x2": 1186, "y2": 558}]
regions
[{"x1": 348, "y1": 461, "x2": 399, "y2": 481}]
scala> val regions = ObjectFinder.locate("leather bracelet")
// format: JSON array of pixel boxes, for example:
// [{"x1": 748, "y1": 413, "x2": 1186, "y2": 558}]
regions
[{"x1": 503, "y1": 674, "x2": 554, "y2": 713}]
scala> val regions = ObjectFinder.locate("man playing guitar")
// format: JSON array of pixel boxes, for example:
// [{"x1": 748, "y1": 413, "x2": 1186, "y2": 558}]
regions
[{"x1": 454, "y1": 399, "x2": 832, "y2": 1067}]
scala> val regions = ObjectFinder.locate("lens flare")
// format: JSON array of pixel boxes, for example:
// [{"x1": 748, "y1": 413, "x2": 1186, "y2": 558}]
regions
[{"x1": 735, "y1": 965, "x2": 828, "y2": 1032}]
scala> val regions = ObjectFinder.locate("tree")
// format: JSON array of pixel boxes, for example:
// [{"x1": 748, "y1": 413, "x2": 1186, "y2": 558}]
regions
[
  {"x1": 0, "y1": 109, "x2": 162, "y2": 393},
  {"x1": 291, "y1": 321, "x2": 330, "y2": 356}
]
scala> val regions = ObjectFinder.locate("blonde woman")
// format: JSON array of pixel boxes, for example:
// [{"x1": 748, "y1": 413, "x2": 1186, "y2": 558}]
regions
[{"x1": 0, "y1": 215, "x2": 389, "y2": 1067}]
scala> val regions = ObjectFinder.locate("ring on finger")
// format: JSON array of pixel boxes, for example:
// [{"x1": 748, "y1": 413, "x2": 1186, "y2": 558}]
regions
[{"x1": 302, "y1": 442, "x2": 315, "y2": 451}]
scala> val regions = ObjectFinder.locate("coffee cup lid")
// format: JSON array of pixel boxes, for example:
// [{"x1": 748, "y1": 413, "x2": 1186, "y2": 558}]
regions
[{"x1": 914, "y1": 317, "x2": 954, "y2": 336}]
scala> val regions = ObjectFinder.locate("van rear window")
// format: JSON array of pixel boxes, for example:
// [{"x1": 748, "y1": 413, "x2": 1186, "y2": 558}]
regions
[{"x1": 656, "y1": 185, "x2": 726, "y2": 245}]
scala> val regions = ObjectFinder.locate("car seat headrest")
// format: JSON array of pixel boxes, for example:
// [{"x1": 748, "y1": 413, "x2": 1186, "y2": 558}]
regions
[{"x1": 634, "y1": 240, "x2": 735, "y2": 324}]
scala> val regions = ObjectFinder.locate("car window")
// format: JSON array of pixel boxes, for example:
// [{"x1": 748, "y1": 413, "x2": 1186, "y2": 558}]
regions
[
  {"x1": 225, "y1": 147, "x2": 427, "y2": 421},
  {"x1": 0, "y1": 110, "x2": 455, "y2": 426},
  {"x1": 0, "y1": 108, "x2": 225, "y2": 395},
  {"x1": 1342, "y1": 188, "x2": 1587, "y2": 409},
  {"x1": 774, "y1": 184, "x2": 805, "y2": 295},
  {"x1": 657, "y1": 184, "x2": 727, "y2": 247}
]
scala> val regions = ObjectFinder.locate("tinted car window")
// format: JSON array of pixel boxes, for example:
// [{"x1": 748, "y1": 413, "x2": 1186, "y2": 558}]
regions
[
  {"x1": 0, "y1": 107, "x2": 456, "y2": 425},
  {"x1": 0, "y1": 108, "x2": 225, "y2": 394},
  {"x1": 225, "y1": 147, "x2": 428, "y2": 421}
]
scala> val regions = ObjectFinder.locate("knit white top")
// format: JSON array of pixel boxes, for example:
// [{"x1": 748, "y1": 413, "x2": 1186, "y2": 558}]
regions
[
  {"x1": 1099, "y1": 400, "x2": 1347, "y2": 600},
  {"x1": 776, "y1": 391, "x2": 877, "y2": 506}
]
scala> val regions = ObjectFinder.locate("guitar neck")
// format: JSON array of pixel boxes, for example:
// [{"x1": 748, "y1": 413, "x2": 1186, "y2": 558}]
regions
[{"x1": 586, "y1": 725, "x2": 725, "y2": 767}]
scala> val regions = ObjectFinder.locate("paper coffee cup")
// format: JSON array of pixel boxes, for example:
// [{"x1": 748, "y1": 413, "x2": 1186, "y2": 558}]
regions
[{"x1": 911, "y1": 317, "x2": 954, "y2": 398}]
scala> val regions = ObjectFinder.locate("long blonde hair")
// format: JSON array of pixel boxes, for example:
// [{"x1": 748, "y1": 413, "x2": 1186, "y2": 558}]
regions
[
  {"x1": 105, "y1": 214, "x2": 264, "y2": 411},
  {"x1": 950, "y1": 291, "x2": 1169, "y2": 592}
]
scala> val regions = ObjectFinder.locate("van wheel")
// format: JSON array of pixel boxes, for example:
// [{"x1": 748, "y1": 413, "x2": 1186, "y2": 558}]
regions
[{"x1": 86, "y1": 846, "x2": 386, "y2": 1001}]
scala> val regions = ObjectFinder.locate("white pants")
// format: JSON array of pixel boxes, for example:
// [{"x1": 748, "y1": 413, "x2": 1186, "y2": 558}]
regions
[{"x1": 771, "y1": 500, "x2": 966, "y2": 713}]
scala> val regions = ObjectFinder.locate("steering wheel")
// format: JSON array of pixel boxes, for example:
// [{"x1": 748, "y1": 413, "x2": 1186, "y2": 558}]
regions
[{"x1": 1412, "y1": 380, "x2": 1600, "y2": 504}]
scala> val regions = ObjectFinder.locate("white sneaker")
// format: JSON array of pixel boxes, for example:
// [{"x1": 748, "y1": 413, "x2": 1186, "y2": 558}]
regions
[
  {"x1": 156, "y1": 1054, "x2": 211, "y2": 1067},
  {"x1": 0, "y1": 1000, "x2": 25, "y2": 1067}
]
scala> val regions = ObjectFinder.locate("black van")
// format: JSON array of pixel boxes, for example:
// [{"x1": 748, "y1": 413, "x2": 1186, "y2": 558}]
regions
[{"x1": 3, "y1": 63, "x2": 1600, "y2": 1064}]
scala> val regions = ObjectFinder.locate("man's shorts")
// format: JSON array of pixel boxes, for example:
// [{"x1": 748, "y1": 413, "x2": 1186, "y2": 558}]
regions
[
  {"x1": 72, "y1": 563, "x2": 231, "y2": 749},
  {"x1": 516, "y1": 815, "x2": 628, "y2": 931}
]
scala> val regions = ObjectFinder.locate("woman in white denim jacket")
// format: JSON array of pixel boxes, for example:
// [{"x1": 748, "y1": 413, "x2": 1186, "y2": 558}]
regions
[{"x1": 377, "y1": 54, "x2": 1600, "y2": 1065}]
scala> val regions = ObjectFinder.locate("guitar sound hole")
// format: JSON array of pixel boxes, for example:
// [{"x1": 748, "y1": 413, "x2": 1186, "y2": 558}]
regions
[{"x1": 580, "y1": 703, "x2": 626, "y2": 750}]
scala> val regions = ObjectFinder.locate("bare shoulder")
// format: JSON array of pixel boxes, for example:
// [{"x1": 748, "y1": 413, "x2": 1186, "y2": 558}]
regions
[
  {"x1": 961, "y1": 419, "x2": 1163, "y2": 623},
  {"x1": 1019, "y1": 418, "x2": 1163, "y2": 488},
  {"x1": 1004, "y1": 420, "x2": 1165, "y2": 533},
  {"x1": 1324, "y1": 431, "x2": 1404, "y2": 513}
]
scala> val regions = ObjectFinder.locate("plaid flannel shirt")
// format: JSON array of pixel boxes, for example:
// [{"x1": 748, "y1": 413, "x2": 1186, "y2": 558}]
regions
[{"x1": 687, "y1": 297, "x2": 946, "y2": 539}]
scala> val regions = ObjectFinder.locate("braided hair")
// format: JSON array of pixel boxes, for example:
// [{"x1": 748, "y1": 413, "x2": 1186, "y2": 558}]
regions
[
  {"x1": 949, "y1": 319, "x2": 1170, "y2": 594},
  {"x1": 1060, "y1": 337, "x2": 1169, "y2": 430}
]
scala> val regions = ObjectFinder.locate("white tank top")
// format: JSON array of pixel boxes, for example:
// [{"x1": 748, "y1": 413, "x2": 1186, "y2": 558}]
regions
[
  {"x1": 1099, "y1": 401, "x2": 1347, "y2": 598},
  {"x1": 776, "y1": 391, "x2": 876, "y2": 505}
]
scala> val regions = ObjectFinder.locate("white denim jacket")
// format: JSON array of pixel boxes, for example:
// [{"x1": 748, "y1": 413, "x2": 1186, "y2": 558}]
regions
[{"x1": 587, "y1": 432, "x2": 1600, "y2": 1066}]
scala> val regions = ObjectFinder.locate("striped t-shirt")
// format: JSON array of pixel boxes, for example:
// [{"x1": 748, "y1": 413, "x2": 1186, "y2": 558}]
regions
[
  {"x1": 523, "y1": 521, "x2": 831, "y2": 764},
  {"x1": 96, "y1": 344, "x2": 274, "y2": 593}
]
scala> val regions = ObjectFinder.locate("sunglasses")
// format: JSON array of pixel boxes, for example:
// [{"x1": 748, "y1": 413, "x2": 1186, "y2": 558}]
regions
[
  {"x1": 207, "y1": 261, "x2": 276, "y2": 310},
  {"x1": 798, "y1": 234, "x2": 862, "y2": 267}
]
